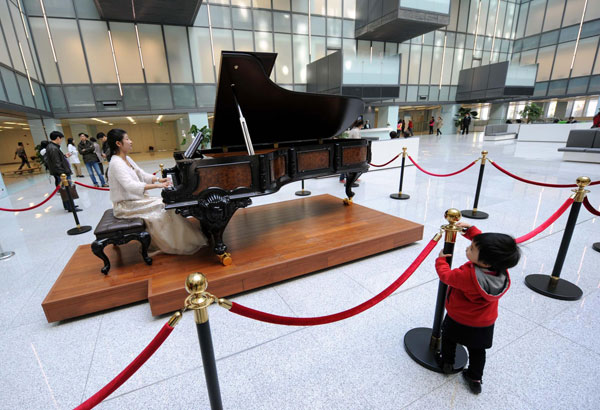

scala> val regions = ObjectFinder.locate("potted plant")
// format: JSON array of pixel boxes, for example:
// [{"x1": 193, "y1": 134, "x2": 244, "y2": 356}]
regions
[
  {"x1": 519, "y1": 103, "x2": 542, "y2": 124},
  {"x1": 454, "y1": 107, "x2": 479, "y2": 132},
  {"x1": 186, "y1": 124, "x2": 212, "y2": 148}
]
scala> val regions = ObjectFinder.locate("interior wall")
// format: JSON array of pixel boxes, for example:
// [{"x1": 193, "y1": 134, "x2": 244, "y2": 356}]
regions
[
  {"x1": 0, "y1": 130, "x2": 35, "y2": 165},
  {"x1": 93, "y1": 121, "x2": 178, "y2": 152}
]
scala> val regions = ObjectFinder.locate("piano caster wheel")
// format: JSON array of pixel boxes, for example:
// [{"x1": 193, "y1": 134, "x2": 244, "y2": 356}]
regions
[
  {"x1": 218, "y1": 252, "x2": 233, "y2": 266},
  {"x1": 343, "y1": 197, "x2": 353, "y2": 206}
]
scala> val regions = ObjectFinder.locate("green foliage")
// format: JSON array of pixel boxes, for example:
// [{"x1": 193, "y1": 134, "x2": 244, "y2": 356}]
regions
[
  {"x1": 519, "y1": 103, "x2": 543, "y2": 123},
  {"x1": 185, "y1": 124, "x2": 212, "y2": 147},
  {"x1": 454, "y1": 107, "x2": 479, "y2": 128},
  {"x1": 34, "y1": 144, "x2": 44, "y2": 163}
]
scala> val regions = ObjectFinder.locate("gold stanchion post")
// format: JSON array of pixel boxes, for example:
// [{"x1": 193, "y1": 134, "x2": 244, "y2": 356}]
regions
[
  {"x1": 62, "y1": 174, "x2": 92, "y2": 235},
  {"x1": 461, "y1": 151, "x2": 489, "y2": 219},
  {"x1": 403, "y1": 208, "x2": 468, "y2": 372},
  {"x1": 390, "y1": 147, "x2": 410, "y2": 200}
]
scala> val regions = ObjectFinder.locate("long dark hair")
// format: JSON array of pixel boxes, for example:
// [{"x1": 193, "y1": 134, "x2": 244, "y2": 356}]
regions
[{"x1": 106, "y1": 128, "x2": 127, "y2": 160}]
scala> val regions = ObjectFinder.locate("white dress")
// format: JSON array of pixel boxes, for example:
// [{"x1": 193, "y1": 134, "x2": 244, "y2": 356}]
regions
[
  {"x1": 107, "y1": 155, "x2": 205, "y2": 255},
  {"x1": 67, "y1": 144, "x2": 80, "y2": 164}
]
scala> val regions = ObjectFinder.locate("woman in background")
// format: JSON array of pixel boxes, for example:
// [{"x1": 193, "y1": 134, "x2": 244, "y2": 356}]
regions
[{"x1": 67, "y1": 138, "x2": 84, "y2": 177}]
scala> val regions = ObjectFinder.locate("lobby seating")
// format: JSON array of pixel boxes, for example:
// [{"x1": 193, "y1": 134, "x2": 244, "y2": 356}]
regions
[
  {"x1": 91, "y1": 209, "x2": 152, "y2": 274},
  {"x1": 483, "y1": 124, "x2": 518, "y2": 141},
  {"x1": 558, "y1": 129, "x2": 600, "y2": 163}
]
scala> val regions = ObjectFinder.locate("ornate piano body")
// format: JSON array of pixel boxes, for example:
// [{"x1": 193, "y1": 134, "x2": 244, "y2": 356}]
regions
[{"x1": 162, "y1": 51, "x2": 371, "y2": 264}]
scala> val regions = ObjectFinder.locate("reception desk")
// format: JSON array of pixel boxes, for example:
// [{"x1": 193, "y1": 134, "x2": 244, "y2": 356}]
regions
[{"x1": 517, "y1": 123, "x2": 591, "y2": 143}]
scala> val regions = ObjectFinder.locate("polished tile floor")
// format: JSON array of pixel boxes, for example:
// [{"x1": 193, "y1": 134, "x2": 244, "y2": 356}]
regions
[{"x1": 1, "y1": 133, "x2": 599, "y2": 410}]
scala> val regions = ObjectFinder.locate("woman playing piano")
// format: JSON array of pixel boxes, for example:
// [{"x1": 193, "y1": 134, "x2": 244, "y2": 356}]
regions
[{"x1": 106, "y1": 128, "x2": 205, "y2": 255}]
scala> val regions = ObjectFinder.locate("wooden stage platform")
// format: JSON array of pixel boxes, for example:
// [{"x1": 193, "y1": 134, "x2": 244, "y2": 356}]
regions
[{"x1": 42, "y1": 194, "x2": 423, "y2": 323}]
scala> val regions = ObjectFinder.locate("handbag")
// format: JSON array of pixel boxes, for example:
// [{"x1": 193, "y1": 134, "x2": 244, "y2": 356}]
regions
[{"x1": 59, "y1": 183, "x2": 79, "y2": 201}]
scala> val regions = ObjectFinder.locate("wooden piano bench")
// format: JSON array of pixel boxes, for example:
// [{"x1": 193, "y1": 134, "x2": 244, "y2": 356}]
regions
[{"x1": 91, "y1": 209, "x2": 152, "y2": 274}]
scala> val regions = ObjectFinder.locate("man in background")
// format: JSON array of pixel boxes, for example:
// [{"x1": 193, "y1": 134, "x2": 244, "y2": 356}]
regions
[{"x1": 46, "y1": 131, "x2": 81, "y2": 212}]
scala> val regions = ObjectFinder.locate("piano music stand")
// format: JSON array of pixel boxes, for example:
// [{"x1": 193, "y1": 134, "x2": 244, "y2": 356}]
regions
[{"x1": 295, "y1": 180, "x2": 311, "y2": 196}]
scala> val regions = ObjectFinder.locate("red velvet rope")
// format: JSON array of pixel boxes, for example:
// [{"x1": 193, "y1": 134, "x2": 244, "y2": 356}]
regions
[
  {"x1": 74, "y1": 323, "x2": 174, "y2": 410},
  {"x1": 583, "y1": 197, "x2": 600, "y2": 217},
  {"x1": 228, "y1": 238, "x2": 440, "y2": 326},
  {"x1": 368, "y1": 153, "x2": 401, "y2": 168},
  {"x1": 515, "y1": 197, "x2": 574, "y2": 244},
  {"x1": 74, "y1": 181, "x2": 110, "y2": 191},
  {"x1": 407, "y1": 156, "x2": 477, "y2": 177},
  {"x1": 0, "y1": 185, "x2": 60, "y2": 212},
  {"x1": 490, "y1": 160, "x2": 600, "y2": 188}
]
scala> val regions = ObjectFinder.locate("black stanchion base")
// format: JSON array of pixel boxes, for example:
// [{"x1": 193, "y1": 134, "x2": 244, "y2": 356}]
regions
[
  {"x1": 67, "y1": 225, "x2": 92, "y2": 236},
  {"x1": 592, "y1": 242, "x2": 600, "y2": 253},
  {"x1": 0, "y1": 251, "x2": 15, "y2": 260},
  {"x1": 295, "y1": 190, "x2": 311, "y2": 196},
  {"x1": 404, "y1": 327, "x2": 467, "y2": 373},
  {"x1": 461, "y1": 209, "x2": 489, "y2": 220},
  {"x1": 390, "y1": 193, "x2": 410, "y2": 200},
  {"x1": 524, "y1": 274, "x2": 583, "y2": 301}
]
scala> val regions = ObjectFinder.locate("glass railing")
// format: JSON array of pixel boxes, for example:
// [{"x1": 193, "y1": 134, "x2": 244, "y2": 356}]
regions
[
  {"x1": 506, "y1": 63, "x2": 538, "y2": 87},
  {"x1": 342, "y1": 55, "x2": 401, "y2": 85},
  {"x1": 399, "y1": 0, "x2": 451, "y2": 15}
]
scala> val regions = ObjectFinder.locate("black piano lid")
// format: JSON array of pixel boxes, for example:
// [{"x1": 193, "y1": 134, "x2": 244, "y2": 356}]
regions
[{"x1": 211, "y1": 51, "x2": 364, "y2": 149}]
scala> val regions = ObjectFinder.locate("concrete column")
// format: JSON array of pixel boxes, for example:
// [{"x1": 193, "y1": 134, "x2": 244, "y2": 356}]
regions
[
  {"x1": 27, "y1": 119, "x2": 46, "y2": 146},
  {"x1": 439, "y1": 103, "x2": 461, "y2": 135},
  {"x1": 555, "y1": 101, "x2": 568, "y2": 120},
  {"x1": 376, "y1": 106, "x2": 399, "y2": 128},
  {"x1": 489, "y1": 103, "x2": 508, "y2": 125}
]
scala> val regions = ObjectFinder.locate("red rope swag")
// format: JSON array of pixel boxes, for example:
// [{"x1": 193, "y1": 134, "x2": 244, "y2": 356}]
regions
[
  {"x1": 490, "y1": 161, "x2": 600, "y2": 188},
  {"x1": 583, "y1": 197, "x2": 600, "y2": 217},
  {"x1": 74, "y1": 323, "x2": 174, "y2": 410},
  {"x1": 74, "y1": 181, "x2": 110, "y2": 191},
  {"x1": 407, "y1": 156, "x2": 477, "y2": 177},
  {"x1": 0, "y1": 185, "x2": 60, "y2": 212},
  {"x1": 515, "y1": 197, "x2": 574, "y2": 244},
  {"x1": 368, "y1": 153, "x2": 401, "y2": 168},
  {"x1": 228, "y1": 237, "x2": 440, "y2": 326}
]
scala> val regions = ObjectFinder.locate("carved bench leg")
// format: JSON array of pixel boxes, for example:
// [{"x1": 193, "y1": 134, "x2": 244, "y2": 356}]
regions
[
  {"x1": 138, "y1": 231, "x2": 152, "y2": 265},
  {"x1": 91, "y1": 239, "x2": 111, "y2": 274}
]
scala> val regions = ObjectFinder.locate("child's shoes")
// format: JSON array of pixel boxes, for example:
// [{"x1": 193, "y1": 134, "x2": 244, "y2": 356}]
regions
[
  {"x1": 462, "y1": 369, "x2": 482, "y2": 394},
  {"x1": 434, "y1": 353, "x2": 454, "y2": 375}
]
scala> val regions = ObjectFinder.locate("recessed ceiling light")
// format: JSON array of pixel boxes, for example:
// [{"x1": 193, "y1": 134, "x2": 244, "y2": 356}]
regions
[
  {"x1": 91, "y1": 118, "x2": 109, "y2": 124},
  {"x1": 127, "y1": 116, "x2": 135, "y2": 123}
]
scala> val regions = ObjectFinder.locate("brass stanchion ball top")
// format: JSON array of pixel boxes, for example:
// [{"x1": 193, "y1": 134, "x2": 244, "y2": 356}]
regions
[
  {"x1": 445, "y1": 208, "x2": 462, "y2": 223},
  {"x1": 159, "y1": 163, "x2": 164, "y2": 168},
  {"x1": 60, "y1": 173, "x2": 67, "y2": 181},
  {"x1": 185, "y1": 272, "x2": 207, "y2": 294},
  {"x1": 481, "y1": 150, "x2": 488, "y2": 155},
  {"x1": 576, "y1": 176, "x2": 591, "y2": 187}
]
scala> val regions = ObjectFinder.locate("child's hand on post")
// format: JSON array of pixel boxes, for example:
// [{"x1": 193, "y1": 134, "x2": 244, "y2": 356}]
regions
[{"x1": 439, "y1": 250, "x2": 452, "y2": 258}]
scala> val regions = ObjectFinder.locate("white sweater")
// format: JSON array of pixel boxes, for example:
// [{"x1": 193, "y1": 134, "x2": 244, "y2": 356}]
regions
[
  {"x1": 67, "y1": 144, "x2": 80, "y2": 164},
  {"x1": 108, "y1": 155, "x2": 155, "y2": 202}
]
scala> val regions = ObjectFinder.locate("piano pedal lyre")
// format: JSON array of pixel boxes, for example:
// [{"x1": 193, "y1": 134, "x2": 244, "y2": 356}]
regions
[
  {"x1": 218, "y1": 252, "x2": 233, "y2": 266},
  {"x1": 343, "y1": 197, "x2": 353, "y2": 206}
]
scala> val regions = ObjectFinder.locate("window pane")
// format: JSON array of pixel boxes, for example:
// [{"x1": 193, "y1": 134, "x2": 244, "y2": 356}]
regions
[
  {"x1": 46, "y1": 86, "x2": 66, "y2": 112},
  {"x1": 9, "y1": 3, "x2": 37, "y2": 80},
  {"x1": 343, "y1": 19, "x2": 355, "y2": 38},
  {"x1": 586, "y1": 99, "x2": 598, "y2": 116},
  {"x1": 148, "y1": 85, "x2": 173, "y2": 110},
  {"x1": 232, "y1": 7, "x2": 253, "y2": 30},
  {"x1": 64, "y1": 85, "x2": 95, "y2": 112},
  {"x1": 0, "y1": 0, "x2": 24, "y2": 72},
  {"x1": 408, "y1": 45, "x2": 421, "y2": 84},
  {"x1": 137, "y1": 24, "x2": 170, "y2": 83},
  {"x1": 563, "y1": 0, "x2": 586, "y2": 27},
  {"x1": 122, "y1": 85, "x2": 150, "y2": 110},
  {"x1": 515, "y1": 3, "x2": 528, "y2": 39},
  {"x1": 210, "y1": 6, "x2": 231, "y2": 28},
  {"x1": 431, "y1": 46, "x2": 443, "y2": 87},
  {"x1": 109, "y1": 22, "x2": 145, "y2": 83},
  {"x1": 253, "y1": 10, "x2": 272, "y2": 31},
  {"x1": 327, "y1": 0, "x2": 342, "y2": 16},
  {"x1": 253, "y1": 0, "x2": 271, "y2": 8},
  {"x1": 232, "y1": 0, "x2": 251, "y2": 6},
  {"x1": 195, "y1": 85, "x2": 216, "y2": 107},
  {"x1": 32, "y1": 82, "x2": 45, "y2": 110},
  {"x1": 525, "y1": 0, "x2": 545, "y2": 37},
  {"x1": 311, "y1": 16, "x2": 326, "y2": 36},
  {"x1": 48, "y1": 19, "x2": 89, "y2": 83},
  {"x1": 311, "y1": 0, "x2": 326, "y2": 15},
  {"x1": 74, "y1": 0, "x2": 100, "y2": 19},
  {"x1": 234, "y1": 30, "x2": 254, "y2": 51},
  {"x1": 344, "y1": 0, "x2": 356, "y2": 19},
  {"x1": 29, "y1": 17, "x2": 60, "y2": 83},
  {"x1": 255, "y1": 31, "x2": 273, "y2": 52},
  {"x1": 274, "y1": 34, "x2": 292, "y2": 83},
  {"x1": 585, "y1": 0, "x2": 600, "y2": 21},
  {"x1": 274, "y1": 12, "x2": 292, "y2": 32},
  {"x1": 552, "y1": 41, "x2": 576, "y2": 79},
  {"x1": 212, "y1": 29, "x2": 233, "y2": 75},
  {"x1": 163, "y1": 26, "x2": 194, "y2": 83},
  {"x1": 80, "y1": 20, "x2": 117, "y2": 83},
  {"x1": 442, "y1": 48, "x2": 453, "y2": 85},
  {"x1": 543, "y1": 0, "x2": 565, "y2": 32},
  {"x1": 420, "y1": 45, "x2": 432, "y2": 84},
  {"x1": 572, "y1": 37, "x2": 598, "y2": 78},
  {"x1": 452, "y1": 48, "x2": 464, "y2": 84},
  {"x1": 0, "y1": 67, "x2": 22, "y2": 104},
  {"x1": 273, "y1": 0, "x2": 290, "y2": 10},
  {"x1": 504, "y1": 2, "x2": 516, "y2": 38},
  {"x1": 188, "y1": 27, "x2": 215, "y2": 83},
  {"x1": 292, "y1": 0, "x2": 308, "y2": 13},
  {"x1": 536, "y1": 46, "x2": 555, "y2": 81},
  {"x1": 293, "y1": 34, "x2": 309, "y2": 83},
  {"x1": 310, "y1": 36, "x2": 326, "y2": 62},
  {"x1": 293, "y1": 14, "x2": 309, "y2": 34},
  {"x1": 327, "y1": 18, "x2": 342, "y2": 37},
  {"x1": 172, "y1": 84, "x2": 196, "y2": 108},
  {"x1": 567, "y1": 78, "x2": 588, "y2": 95},
  {"x1": 520, "y1": 50, "x2": 536, "y2": 66}
]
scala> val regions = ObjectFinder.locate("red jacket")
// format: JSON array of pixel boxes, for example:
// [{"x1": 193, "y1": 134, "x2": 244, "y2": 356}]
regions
[{"x1": 435, "y1": 226, "x2": 511, "y2": 327}]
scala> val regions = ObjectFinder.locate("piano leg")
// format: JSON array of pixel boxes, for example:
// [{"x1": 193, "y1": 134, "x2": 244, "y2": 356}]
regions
[
  {"x1": 343, "y1": 172, "x2": 361, "y2": 206},
  {"x1": 195, "y1": 190, "x2": 252, "y2": 265}
]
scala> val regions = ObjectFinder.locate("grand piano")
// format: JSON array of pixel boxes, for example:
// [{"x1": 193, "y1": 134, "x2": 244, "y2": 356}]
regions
[{"x1": 162, "y1": 51, "x2": 371, "y2": 265}]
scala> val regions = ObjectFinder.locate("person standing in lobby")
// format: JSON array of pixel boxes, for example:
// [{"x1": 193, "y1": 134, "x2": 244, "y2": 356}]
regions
[
  {"x1": 436, "y1": 116, "x2": 444, "y2": 135},
  {"x1": 46, "y1": 131, "x2": 81, "y2": 212},
  {"x1": 90, "y1": 136, "x2": 106, "y2": 180},
  {"x1": 66, "y1": 138, "x2": 84, "y2": 177},
  {"x1": 462, "y1": 113, "x2": 471, "y2": 135},
  {"x1": 408, "y1": 119, "x2": 414, "y2": 136},
  {"x1": 78, "y1": 132, "x2": 108, "y2": 187},
  {"x1": 429, "y1": 116, "x2": 435, "y2": 134}
]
